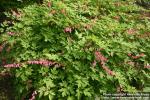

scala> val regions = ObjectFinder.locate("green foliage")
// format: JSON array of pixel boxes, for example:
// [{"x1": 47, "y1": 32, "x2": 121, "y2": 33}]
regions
[{"x1": 0, "y1": 0, "x2": 150, "y2": 99}]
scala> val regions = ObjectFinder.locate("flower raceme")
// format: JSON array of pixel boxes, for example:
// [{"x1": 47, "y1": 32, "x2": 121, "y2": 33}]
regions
[
  {"x1": 101, "y1": 65, "x2": 115, "y2": 76},
  {"x1": 94, "y1": 51, "x2": 115, "y2": 76},
  {"x1": 127, "y1": 53, "x2": 145, "y2": 59},
  {"x1": 3, "y1": 60, "x2": 59, "y2": 68},
  {"x1": 4, "y1": 63, "x2": 21, "y2": 68},
  {"x1": 94, "y1": 51, "x2": 107, "y2": 63},
  {"x1": 27, "y1": 60, "x2": 56, "y2": 66}
]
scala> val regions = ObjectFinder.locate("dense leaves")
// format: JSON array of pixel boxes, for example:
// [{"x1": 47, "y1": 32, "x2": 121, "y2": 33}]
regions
[{"x1": 0, "y1": 0, "x2": 150, "y2": 99}]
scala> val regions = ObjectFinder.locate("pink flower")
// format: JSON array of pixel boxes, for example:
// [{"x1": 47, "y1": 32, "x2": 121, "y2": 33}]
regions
[
  {"x1": 7, "y1": 32, "x2": 15, "y2": 36},
  {"x1": 94, "y1": 51, "x2": 115, "y2": 76},
  {"x1": 47, "y1": 2, "x2": 51, "y2": 7},
  {"x1": 64, "y1": 27, "x2": 72, "y2": 33},
  {"x1": 127, "y1": 53, "x2": 132, "y2": 56},
  {"x1": 132, "y1": 56, "x2": 140, "y2": 59},
  {"x1": 3, "y1": 59, "x2": 60, "y2": 69},
  {"x1": 140, "y1": 53, "x2": 145, "y2": 57},
  {"x1": 61, "y1": 9, "x2": 66, "y2": 15},
  {"x1": 127, "y1": 53, "x2": 144, "y2": 59},
  {"x1": 94, "y1": 51, "x2": 107, "y2": 63},
  {"x1": 29, "y1": 91, "x2": 37, "y2": 100},
  {"x1": 27, "y1": 60, "x2": 56, "y2": 66},
  {"x1": 126, "y1": 29, "x2": 137, "y2": 35},
  {"x1": 92, "y1": 60, "x2": 97, "y2": 67},
  {"x1": 144, "y1": 65, "x2": 150, "y2": 69},
  {"x1": 12, "y1": 10, "x2": 21, "y2": 18},
  {"x1": 102, "y1": 65, "x2": 115, "y2": 76},
  {"x1": 4, "y1": 63, "x2": 21, "y2": 68}
]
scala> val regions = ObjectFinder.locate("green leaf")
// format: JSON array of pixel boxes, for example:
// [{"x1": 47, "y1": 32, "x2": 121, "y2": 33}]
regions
[{"x1": 44, "y1": 53, "x2": 60, "y2": 60}]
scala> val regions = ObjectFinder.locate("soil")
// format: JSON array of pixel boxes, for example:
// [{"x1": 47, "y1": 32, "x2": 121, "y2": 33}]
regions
[{"x1": 0, "y1": 74, "x2": 15, "y2": 100}]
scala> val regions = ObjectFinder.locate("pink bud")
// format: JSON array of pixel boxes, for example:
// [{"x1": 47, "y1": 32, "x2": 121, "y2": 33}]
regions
[{"x1": 64, "y1": 27, "x2": 72, "y2": 33}]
